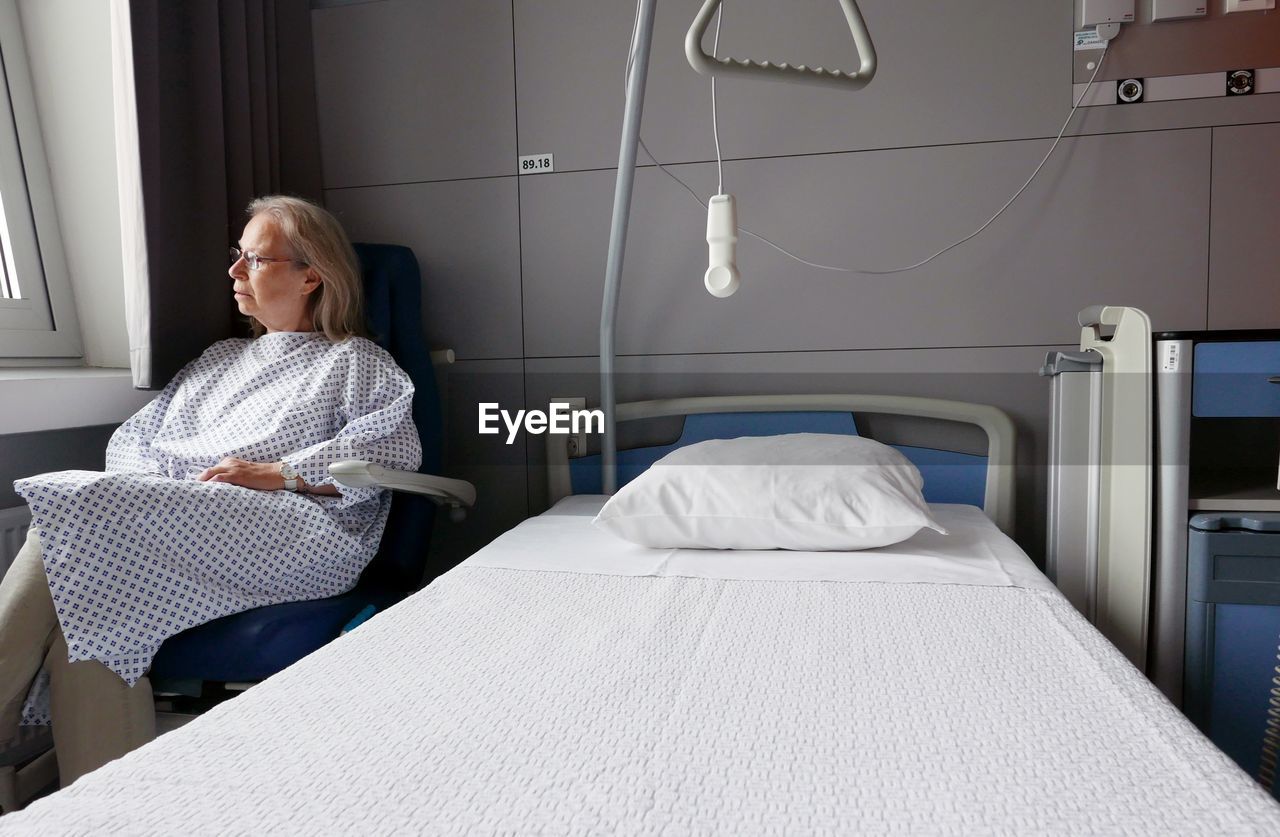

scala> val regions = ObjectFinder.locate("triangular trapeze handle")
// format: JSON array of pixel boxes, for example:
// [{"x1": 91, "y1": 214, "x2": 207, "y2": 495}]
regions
[{"x1": 685, "y1": 0, "x2": 877, "y2": 91}]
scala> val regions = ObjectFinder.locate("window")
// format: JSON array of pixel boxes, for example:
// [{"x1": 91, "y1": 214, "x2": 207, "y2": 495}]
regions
[{"x1": 0, "y1": 0, "x2": 81, "y2": 360}]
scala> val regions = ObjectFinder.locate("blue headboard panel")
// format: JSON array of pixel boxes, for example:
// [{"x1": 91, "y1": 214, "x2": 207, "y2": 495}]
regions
[
  {"x1": 569, "y1": 410, "x2": 988, "y2": 508},
  {"x1": 894, "y1": 444, "x2": 988, "y2": 506}
]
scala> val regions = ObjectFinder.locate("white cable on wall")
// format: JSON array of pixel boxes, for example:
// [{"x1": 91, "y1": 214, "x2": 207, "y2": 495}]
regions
[{"x1": 626, "y1": 0, "x2": 1113, "y2": 277}]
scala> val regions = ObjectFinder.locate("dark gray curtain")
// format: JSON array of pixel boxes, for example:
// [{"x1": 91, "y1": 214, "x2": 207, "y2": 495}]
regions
[{"x1": 129, "y1": 0, "x2": 323, "y2": 387}]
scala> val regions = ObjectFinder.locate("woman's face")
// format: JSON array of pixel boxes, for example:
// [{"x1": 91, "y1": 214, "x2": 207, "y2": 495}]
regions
[{"x1": 229, "y1": 213, "x2": 321, "y2": 333}]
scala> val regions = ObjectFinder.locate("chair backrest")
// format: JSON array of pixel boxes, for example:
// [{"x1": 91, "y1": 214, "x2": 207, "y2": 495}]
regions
[{"x1": 352, "y1": 243, "x2": 443, "y2": 592}]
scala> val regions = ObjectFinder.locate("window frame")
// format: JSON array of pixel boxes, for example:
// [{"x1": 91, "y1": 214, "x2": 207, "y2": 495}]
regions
[{"x1": 0, "y1": 0, "x2": 82, "y2": 362}]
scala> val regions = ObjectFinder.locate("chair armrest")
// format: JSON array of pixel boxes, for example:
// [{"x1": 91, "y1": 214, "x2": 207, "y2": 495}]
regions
[{"x1": 329, "y1": 461, "x2": 477, "y2": 521}]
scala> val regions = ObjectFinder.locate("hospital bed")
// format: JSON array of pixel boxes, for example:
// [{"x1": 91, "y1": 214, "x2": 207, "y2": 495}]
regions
[{"x1": 3, "y1": 394, "x2": 1279, "y2": 834}]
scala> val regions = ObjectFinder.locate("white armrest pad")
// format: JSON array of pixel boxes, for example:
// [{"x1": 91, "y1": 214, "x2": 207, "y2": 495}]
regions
[{"x1": 329, "y1": 461, "x2": 476, "y2": 508}]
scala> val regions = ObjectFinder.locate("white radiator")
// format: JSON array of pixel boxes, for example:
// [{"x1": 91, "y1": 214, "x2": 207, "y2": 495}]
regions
[{"x1": 0, "y1": 505, "x2": 32, "y2": 580}]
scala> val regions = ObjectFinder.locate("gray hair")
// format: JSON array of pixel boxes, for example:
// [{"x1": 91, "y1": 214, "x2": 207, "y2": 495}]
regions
[{"x1": 245, "y1": 195, "x2": 367, "y2": 341}]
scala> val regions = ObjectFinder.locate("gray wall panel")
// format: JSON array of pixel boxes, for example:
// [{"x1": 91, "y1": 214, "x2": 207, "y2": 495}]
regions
[
  {"x1": 514, "y1": 1, "x2": 1280, "y2": 172},
  {"x1": 326, "y1": 178, "x2": 523, "y2": 360},
  {"x1": 1208, "y1": 123, "x2": 1280, "y2": 330},
  {"x1": 515, "y1": 0, "x2": 1068, "y2": 172},
  {"x1": 313, "y1": 0, "x2": 515, "y2": 186},
  {"x1": 1070, "y1": 96, "x2": 1280, "y2": 137},
  {"x1": 522, "y1": 130, "x2": 1211, "y2": 358}
]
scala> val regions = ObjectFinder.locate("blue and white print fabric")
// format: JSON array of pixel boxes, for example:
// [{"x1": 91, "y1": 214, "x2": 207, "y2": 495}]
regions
[{"x1": 15, "y1": 333, "x2": 420, "y2": 717}]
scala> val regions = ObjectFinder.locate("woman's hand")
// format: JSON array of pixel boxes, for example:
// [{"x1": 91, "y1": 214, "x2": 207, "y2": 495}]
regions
[
  {"x1": 196, "y1": 457, "x2": 285, "y2": 491},
  {"x1": 195, "y1": 458, "x2": 341, "y2": 495}
]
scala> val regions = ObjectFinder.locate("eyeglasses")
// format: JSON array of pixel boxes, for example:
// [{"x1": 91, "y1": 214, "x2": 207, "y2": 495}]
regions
[{"x1": 229, "y1": 247, "x2": 305, "y2": 271}]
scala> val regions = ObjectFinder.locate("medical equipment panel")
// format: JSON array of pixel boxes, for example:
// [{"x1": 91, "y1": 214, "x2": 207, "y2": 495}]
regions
[
  {"x1": 1081, "y1": 0, "x2": 1136, "y2": 26},
  {"x1": 1151, "y1": 331, "x2": 1280, "y2": 708},
  {"x1": 1192, "y1": 341, "x2": 1280, "y2": 417}
]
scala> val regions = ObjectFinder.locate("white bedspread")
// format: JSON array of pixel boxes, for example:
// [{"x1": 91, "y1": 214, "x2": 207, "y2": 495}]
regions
[{"x1": 5, "y1": 508, "x2": 1279, "y2": 834}]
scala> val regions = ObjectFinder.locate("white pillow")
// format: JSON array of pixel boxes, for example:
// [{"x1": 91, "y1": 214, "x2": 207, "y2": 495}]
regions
[{"x1": 592, "y1": 433, "x2": 946, "y2": 551}]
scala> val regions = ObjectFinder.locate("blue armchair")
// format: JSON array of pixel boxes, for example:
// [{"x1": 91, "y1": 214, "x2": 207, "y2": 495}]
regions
[{"x1": 149, "y1": 243, "x2": 472, "y2": 685}]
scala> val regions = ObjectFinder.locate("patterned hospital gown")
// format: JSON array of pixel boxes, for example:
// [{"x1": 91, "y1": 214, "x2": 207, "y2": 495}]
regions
[{"x1": 14, "y1": 332, "x2": 421, "y2": 722}]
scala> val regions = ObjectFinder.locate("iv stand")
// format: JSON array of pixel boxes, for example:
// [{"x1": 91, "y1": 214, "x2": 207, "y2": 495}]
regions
[{"x1": 600, "y1": 0, "x2": 657, "y2": 494}]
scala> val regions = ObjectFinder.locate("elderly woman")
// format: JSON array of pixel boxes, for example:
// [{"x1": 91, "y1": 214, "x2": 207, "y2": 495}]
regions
[{"x1": 0, "y1": 196, "x2": 420, "y2": 784}]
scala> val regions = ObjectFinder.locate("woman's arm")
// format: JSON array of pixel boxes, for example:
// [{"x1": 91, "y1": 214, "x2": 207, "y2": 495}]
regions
[
  {"x1": 196, "y1": 345, "x2": 419, "y2": 503},
  {"x1": 195, "y1": 457, "x2": 339, "y2": 495},
  {"x1": 276, "y1": 346, "x2": 422, "y2": 507}
]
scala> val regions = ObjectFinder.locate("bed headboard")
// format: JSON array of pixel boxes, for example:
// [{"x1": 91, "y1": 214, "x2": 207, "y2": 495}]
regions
[{"x1": 546, "y1": 395, "x2": 1016, "y2": 535}]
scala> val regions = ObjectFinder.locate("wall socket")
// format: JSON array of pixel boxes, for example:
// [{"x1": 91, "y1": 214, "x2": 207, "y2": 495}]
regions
[{"x1": 550, "y1": 396, "x2": 589, "y2": 457}]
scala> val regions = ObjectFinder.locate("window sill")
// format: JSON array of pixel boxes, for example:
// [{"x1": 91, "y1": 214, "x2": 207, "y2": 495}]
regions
[{"x1": 0, "y1": 367, "x2": 153, "y2": 435}]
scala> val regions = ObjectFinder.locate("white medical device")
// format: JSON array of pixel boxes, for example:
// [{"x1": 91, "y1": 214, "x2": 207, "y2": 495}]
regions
[
  {"x1": 1080, "y1": 0, "x2": 1135, "y2": 26},
  {"x1": 704, "y1": 194, "x2": 740, "y2": 298},
  {"x1": 687, "y1": 0, "x2": 876, "y2": 298}
]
